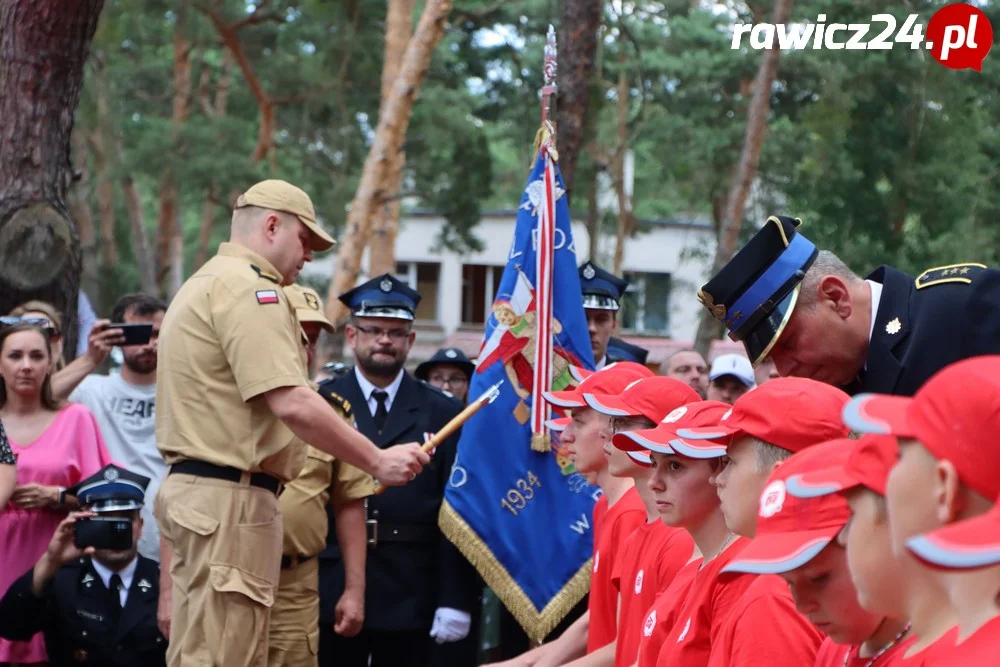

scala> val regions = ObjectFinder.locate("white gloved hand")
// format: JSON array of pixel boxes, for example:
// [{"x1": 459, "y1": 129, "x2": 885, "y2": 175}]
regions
[{"x1": 429, "y1": 607, "x2": 472, "y2": 644}]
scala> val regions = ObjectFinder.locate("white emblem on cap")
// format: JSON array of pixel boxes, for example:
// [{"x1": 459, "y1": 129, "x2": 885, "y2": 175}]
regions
[
  {"x1": 759, "y1": 480, "x2": 787, "y2": 518},
  {"x1": 104, "y1": 468, "x2": 119, "y2": 481},
  {"x1": 662, "y1": 406, "x2": 688, "y2": 423},
  {"x1": 380, "y1": 278, "x2": 393, "y2": 293},
  {"x1": 643, "y1": 610, "x2": 657, "y2": 637},
  {"x1": 583, "y1": 264, "x2": 596, "y2": 280},
  {"x1": 445, "y1": 349, "x2": 458, "y2": 359},
  {"x1": 593, "y1": 551, "x2": 600, "y2": 573},
  {"x1": 721, "y1": 408, "x2": 733, "y2": 421},
  {"x1": 677, "y1": 617, "x2": 692, "y2": 642}
]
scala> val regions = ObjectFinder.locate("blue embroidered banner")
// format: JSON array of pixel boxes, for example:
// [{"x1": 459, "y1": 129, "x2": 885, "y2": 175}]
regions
[{"x1": 439, "y1": 148, "x2": 601, "y2": 640}]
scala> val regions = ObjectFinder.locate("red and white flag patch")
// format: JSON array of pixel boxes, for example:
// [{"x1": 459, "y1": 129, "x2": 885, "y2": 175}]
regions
[{"x1": 256, "y1": 289, "x2": 279, "y2": 304}]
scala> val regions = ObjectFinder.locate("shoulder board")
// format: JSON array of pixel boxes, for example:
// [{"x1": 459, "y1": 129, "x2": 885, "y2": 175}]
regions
[
  {"x1": 322, "y1": 390, "x2": 353, "y2": 418},
  {"x1": 418, "y1": 378, "x2": 459, "y2": 401},
  {"x1": 914, "y1": 263, "x2": 987, "y2": 290},
  {"x1": 251, "y1": 264, "x2": 281, "y2": 284}
]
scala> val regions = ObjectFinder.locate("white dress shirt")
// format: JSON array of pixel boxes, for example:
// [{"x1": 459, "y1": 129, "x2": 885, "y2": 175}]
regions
[
  {"x1": 354, "y1": 367, "x2": 405, "y2": 417},
  {"x1": 595, "y1": 355, "x2": 608, "y2": 371},
  {"x1": 91, "y1": 556, "x2": 138, "y2": 607}
]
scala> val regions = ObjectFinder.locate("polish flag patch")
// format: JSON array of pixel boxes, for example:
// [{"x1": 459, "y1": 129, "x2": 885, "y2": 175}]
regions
[{"x1": 256, "y1": 289, "x2": 279, "y2": 304}]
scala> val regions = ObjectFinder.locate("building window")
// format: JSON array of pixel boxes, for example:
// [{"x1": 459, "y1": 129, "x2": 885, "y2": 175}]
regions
[
  {"x1": 461, "y1": 264, "x2": 504, "y2": 325},
  {"x1": 621, "y1": 272, "x2": 671, "y2": 334},
  {"x1": 395, "y1": 262, "x2": 440, "y2": 322}
]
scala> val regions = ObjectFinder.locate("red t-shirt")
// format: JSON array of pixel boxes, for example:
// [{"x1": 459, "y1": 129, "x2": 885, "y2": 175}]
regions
[
  {"x1": 654, "y1": 537, "x2": 756, "y2": 667},
  {"x1": 587, "y1": 486, "x2": 646, "y2": 653},
  {"x1": 636, "y1": 561, "x2": 699, "y2": 667},
  {"x1": 813, "y1": 635, "x2": 917, "y2": 666},
  {"x1": 896, "y1": 627, "x2": 959, "y2": 666},
  {"x1": 707, "y1": 574, "x2": 823, "y2": 667},
  {"x1": 593, "y1": 493, "x2": 609, "y2": 546},
  {"x1": 939, "y1": 615, "x2": 1000, "y2": 664},
  {"x1": 612, "y1": 521, "x2": 695, "y2": 666}
]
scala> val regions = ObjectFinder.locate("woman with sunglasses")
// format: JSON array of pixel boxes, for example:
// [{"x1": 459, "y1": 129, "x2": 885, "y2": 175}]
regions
[{"x1": 0, "y1": 321, "x2": 113, "y2": 664}]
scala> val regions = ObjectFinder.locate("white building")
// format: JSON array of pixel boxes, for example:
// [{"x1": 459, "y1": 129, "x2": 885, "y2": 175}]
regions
[{"x1": 302, "y1": 210, "x2": 745, "y2": 368}]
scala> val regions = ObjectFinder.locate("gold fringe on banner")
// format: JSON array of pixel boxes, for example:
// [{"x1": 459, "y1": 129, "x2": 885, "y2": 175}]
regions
[
  {"x1": 532, "y1": 120, "x2": 559, "y2": 163},
  {"x1": 531, "y1": 432, "x2": 552, "y2": 453},
  {"x1": 439, "y1": 501, "x2": 592, "y2": 642}
]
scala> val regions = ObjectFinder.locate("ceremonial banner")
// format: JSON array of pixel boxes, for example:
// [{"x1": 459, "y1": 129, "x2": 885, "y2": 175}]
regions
[{"x1": 439, "y1": 138, "x2": 601, "y2": 640}]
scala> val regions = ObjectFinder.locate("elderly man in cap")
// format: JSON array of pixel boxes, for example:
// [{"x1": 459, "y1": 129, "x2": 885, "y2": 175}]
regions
[
  {"x1": 415, "y1": 347, "x2": 475, "y2": 402},
  {"x1": 0, "y1": 464, "x2": 166, "y2": 666},
  {"x1": 267, "y1": 285, "x2": 372, "y2": 667},
  {"x1": 154, "y1": 180, "x2": 428, "y2": 667},
  {"x1": 316, "y1": 274, "x2": 479, "y2": 667},
  {"x1": 696, "y1": 214, "x2": 1000, "y2": 396},
  {"x1": 578, "y1": 261, "x2": 649, "y2": 370}
]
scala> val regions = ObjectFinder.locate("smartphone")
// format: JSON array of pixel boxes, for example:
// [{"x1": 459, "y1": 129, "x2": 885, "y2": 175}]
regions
[
  {"x1": 107, "y1": 323, "x2": 153, "y2": 346},
  {"x1": 74, "y1": 517, "x2": 133, "y2": 550}
]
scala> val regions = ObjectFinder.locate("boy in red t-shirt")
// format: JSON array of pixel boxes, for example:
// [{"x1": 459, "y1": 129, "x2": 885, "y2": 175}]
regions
[
  {"x1": 677, "y1": 377, "x2": 851, "y2": 666},
  {"x1": 728, "y1": 439, "x2": 914, "y2": 666},
  {"x1": 488, "y1": 364, "x2": 650, "y2": 667},
  {"x1": 845, "y1": 356, "x2": 1000, "y2": 664},
  {"x1": 552, "y1": 377, "x2": 700, "y2": 667},
  {"x1": 612, "y1": 400, "x2": 752, "y2": 667}
]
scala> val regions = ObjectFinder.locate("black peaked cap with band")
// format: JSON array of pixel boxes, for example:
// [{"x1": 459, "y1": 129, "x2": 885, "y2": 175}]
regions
[
  {"x1": 579, "y1": 261, "x2": 629, "y2": 312},
  {"x1": 606, "y1": 337, "x2": 650, "y2": 365},
  {"x1": 339, "y1": 273, "x2": 422, "y2": 321},
  {"x1": 698, "y1": 215, "x2": 819, "y2": 367},
  {"x1": 415, "y1": 347, "x2": 475, "y2": 381},
  {"x1": 66, "y1": 464, "x2": 150, "y2": 513}
]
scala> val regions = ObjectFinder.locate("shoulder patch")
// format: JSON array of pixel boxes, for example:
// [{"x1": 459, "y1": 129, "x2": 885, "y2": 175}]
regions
[
  {"x1": 323, "y1": 390, "x2": 353, "y2": 419},
  {"x1": 915, "y1": 263, "x2": 987, "y2": 290},
  {"x1": 256, "y1": 289, "x2": 280, "y2": 304},
  {"x1": 251, "y1": 264, "x2": 281, "y2": 284}
]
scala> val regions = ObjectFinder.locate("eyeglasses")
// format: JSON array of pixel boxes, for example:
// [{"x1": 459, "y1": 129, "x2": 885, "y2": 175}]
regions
[
  {"x1": 428, "y1": 374, "x2": 469, "y2": 388},
  {"x1": 352, "y1": 324, "x2": 411, "y2": 341},
  {"x1": 0, "y1": 316, "x2": 60, "y2": 339}
]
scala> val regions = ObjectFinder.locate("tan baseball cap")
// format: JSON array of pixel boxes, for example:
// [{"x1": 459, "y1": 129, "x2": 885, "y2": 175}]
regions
[
  {"x1": 235, "y1": 179, "x2": 336, "y2": 252},
  {"x1": 284, "y1": 284, "x2": 335, "y2": 333}
]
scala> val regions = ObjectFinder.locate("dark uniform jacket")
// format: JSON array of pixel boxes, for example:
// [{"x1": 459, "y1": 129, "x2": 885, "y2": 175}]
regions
[
  {"x1": 0, "y1": 555, "x2": 166, "y2": 667},
  {"x1": 860, "y1": 263, "x2": 1000, "y2": 396},
  {"x1": 317, "y1": 370, "x2": 479, "y2": 632}
]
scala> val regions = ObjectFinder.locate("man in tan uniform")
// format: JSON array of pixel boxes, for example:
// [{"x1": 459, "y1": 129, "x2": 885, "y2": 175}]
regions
[
  {"x1": 268, "y1": 285, "x2": 371, "y2": 667},
  {"x1": 154, "y1": 180, "x2": 428, "y2": 667}
]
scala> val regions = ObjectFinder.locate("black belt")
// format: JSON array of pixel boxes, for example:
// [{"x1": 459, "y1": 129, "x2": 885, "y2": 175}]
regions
[
  {"x1": 170, "y1": 460, "x2": 281, "y2": 495},
  {"x1": 366, "y1": 522, "x2": 437, "y2": 546},
  {"x1": 281, "y1": 553, "x2": 316, "y2": 570}
]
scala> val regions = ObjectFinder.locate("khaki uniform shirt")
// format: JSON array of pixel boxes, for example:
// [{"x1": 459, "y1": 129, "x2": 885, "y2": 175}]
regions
[
  {"x1": 279, "y1": 387, "x2": 373, "y2": 557},
  {"x1": 156, "y1": 242, "x2": 308, "y2": 482}
]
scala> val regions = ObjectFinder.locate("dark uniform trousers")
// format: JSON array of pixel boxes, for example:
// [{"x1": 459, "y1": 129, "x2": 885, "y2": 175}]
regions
[
  {"x1": 316, "y1": 371, "x2": 480, "y2": 667},
  {"x1": 853, "y1": 264, "x2": 1000, "y2": 396},
  {"x1": 0, "y1": 556, "x2": 166, "y2": 667}
]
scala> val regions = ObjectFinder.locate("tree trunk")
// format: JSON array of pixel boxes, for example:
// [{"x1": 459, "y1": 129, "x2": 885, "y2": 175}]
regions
[
  {"x1": 69, "y1": 127, "x2": 100, "y2": 307},
  {"x1": 122, "y1": 173, "x2": 158, "y2": 296},
  {"x1": 693, "y1": 0, "x2": 794, "y2": 359},
  {"x1": 611, "y1": 70, "x2": 632, "y2": 276},
  {"x1": 195, "y1": 186, "x2": 216, "y2": 270},
  {"x1": 325, "y1": 0, "x2": 453, "y2": 326},
  {"x1": 167, "y1": 214, "x2": 184, "y2": 300},
  {"x1": 155, "y1": 3, "x2": 192, "y2": 292},
  {"x1": 194, "y1": 55, "x2": 232, "y2": 270},
  {"x1": 0, "y1": 0, "x2": 105, "y2": 360},
  {"x1": 556, "y1": 0, "x2": 602, "y2": 203},
  {"x1": 368, "y1": 0, "x2": 415, "y2": 277},
  {"x1": 585, "y1": 166, "x2": 599, "y2": 260}
]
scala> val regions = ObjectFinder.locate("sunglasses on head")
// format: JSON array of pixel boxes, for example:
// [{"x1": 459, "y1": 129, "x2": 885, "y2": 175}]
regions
[{"x1": 0, "y1": 316, "x2": 61, "y2": 338}]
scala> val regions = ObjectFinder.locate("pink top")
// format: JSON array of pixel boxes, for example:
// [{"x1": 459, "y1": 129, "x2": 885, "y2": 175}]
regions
[{"x1": 0, "y1": 403, "x2": 112, "y2": 664}]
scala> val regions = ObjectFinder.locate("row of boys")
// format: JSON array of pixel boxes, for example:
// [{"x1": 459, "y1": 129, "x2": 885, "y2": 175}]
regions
[{"x1": 491, "y1": 354, "x2": 1000, "y2": 666}]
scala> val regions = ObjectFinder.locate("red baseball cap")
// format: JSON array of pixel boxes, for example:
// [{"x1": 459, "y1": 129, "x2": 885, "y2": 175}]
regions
[
  {"x1": 785, "y1": 435, "x2": 898, "y2": 500},
  {"x1": 676, "y1": 377, "x2": 851, "y2": 455},
  {"x1": 626, "y1": 450, "x2": 653, "y2": 467},
  {"x1": 613, "y1": 401, "x2": 732, "y2": 457},
  {"x1": 542, "y1": 365, "x2": 651, "y2": 408},
  {"x1": 723, "y1": 440, "x2": 853, "y2": 575},
  {"x1": 842, "y1": 356, "x2": 1000, "y2": 500},
  {"x1": 584, "y1": 376, "x2": 700, "y2": 422},
  {"x1": 546, "y1": 416, "x2": 570, "y2": 432},
  {"x1": 906, "y1": 496, "x2": 1000, "y2": 571}
]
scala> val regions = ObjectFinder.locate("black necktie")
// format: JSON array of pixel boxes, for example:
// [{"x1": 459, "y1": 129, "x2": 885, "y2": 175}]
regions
[
  {"x1": 108, "y1": 573, "x2": 123, "y2": 624},
  {"x1": 372, "y1": 390, "x2": 389, "y2": 433}
]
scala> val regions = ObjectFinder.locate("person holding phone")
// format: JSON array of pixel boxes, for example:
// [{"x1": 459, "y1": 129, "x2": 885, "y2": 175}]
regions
[{"x1": 0, "y1": 463, "x2": 167, "y2": 667}]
